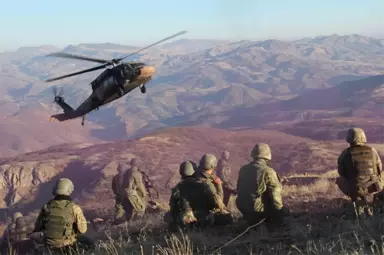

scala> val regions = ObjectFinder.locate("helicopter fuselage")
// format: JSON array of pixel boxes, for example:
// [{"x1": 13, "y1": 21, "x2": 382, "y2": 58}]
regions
[
  {"x1": 46, "y1": 30, "x2": 187, "y2": 125},
  {"x1": 50, "y1": 63, "x2": 154, "y2": 122}
]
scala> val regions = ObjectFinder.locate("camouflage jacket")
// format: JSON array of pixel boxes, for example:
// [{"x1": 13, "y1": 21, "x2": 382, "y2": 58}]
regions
[
  {"x1": 236, "y1": 159, "x2": 283, "y2": 213},
  {"x1": 33, "y1": 195, "x2": 87, "y2": 248},
  {"x1": 122, "y1": 166, "x2": 148, "y2": 201},
  {"x1": 197, "y1": 172, "x2": 225, "y2": 209},
  {"x1": 216, "y1": 159, "x2": 235, "y2": 190},
  {"x1": 169, "y1": 177, "x2": 216, "y2": 221}
]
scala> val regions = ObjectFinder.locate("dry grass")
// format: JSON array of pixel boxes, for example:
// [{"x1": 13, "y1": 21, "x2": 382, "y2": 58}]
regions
[{"x1": 4, "y1": 174, "x2": 384, "y2": 255}]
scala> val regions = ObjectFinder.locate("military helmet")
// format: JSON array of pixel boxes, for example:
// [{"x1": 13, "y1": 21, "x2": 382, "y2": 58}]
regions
[
  {"x1": 15, "y1": 217, "x2": 26, "y2": 229},
  {"x1": 179, "y1": 161, "x2": 195, "y2": 177},
  {"x1": 199, "y1": 154, "x2": 218, "y2": 170},
  {"x1": 222, "y1": 150, "x2": 230, "y2": 160},
  {"x1": 251, "y1": 143, "x2": 272, "y2": 160},
  {"x1": 117, "y1": 163, "x2": 128, "y2": 174},
  {"x1": 346, "y1": 128, "x2": 367, "y2": 145},
  {"x1": 130, "y1": 158, "x2": 140, "y2": 167},
  {"x1": 190, "y1": 161, "x2": 198, "y2": 171},
  {"x1": 12, "y1": 212, "x2": 23, "y2": 223},
  {"x1": 53, "y1": 178, "x2": 74, "y2": 196}
]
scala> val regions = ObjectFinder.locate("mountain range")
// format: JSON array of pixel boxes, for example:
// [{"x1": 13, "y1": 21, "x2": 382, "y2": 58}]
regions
[{"x1": 0, "y1": 34, "x2": 383, "y2": 157}]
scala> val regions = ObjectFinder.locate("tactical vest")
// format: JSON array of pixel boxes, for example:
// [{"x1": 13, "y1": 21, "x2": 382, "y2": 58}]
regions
[
  {"x1": 113, "y1": 174, "x2": 124, "y2": 195},
  {"x1": 43, "y1": 200, "x2": 75, "y2": 240},
  {"x1": 347, "y1": 145, "x2": 376, "y2": 180}
]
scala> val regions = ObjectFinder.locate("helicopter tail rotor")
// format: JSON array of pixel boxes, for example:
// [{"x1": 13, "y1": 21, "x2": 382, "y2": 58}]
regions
[{"x1": 52, "y1": 86, "x2": 64, "y2": 103}]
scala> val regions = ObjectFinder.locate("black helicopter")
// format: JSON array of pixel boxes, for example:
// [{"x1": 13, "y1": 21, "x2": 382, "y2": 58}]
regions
[{"x1": 46, "y1": 30, "x2": 187, "y2": 126}]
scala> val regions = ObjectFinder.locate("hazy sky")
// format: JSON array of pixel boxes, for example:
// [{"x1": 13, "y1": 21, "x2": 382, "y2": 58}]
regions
[{"x1": 0, "y1": 0, "x2": 383, "y2": 51}]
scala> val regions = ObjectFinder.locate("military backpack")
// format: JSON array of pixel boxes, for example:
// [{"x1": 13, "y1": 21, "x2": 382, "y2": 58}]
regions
[{"x1": 43, "y1": 200, "x2": 75, "y2": 240}]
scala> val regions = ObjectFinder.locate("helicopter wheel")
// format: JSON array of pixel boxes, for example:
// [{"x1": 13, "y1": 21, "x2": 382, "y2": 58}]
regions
[
  {"x1": 140, "y1": 85, "x2": 146, "y2": 94},
  {"x1": 81, "y1": 116, "x2": 85, "y2": 126}
]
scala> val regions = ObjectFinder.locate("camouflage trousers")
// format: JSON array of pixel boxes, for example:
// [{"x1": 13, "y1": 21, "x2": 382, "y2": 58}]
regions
[
  {"x1": 213, "y1": 209, "x2": 234, "y2": 226},
  {"x1": 336, "y1": 177, "x2": 378, "y2": 218},
  {"x1": 222, "y1": 187, "x2": 235, "y2": 207},
  {"x1": 114, "y1": 195, "x2": 126, "y2": 223},
  {"x1": 164, "y1": 211, "x2": 214, "y2": 232},
  {"x1": 44, "y1": 235, "x2": 95, "y2": 254},
  {"x1": 123, "y1": 198, "x2": 146, "y2": 221},
  {"x1": 239, "y1": 208, "x2": 286, "y2": 232}
]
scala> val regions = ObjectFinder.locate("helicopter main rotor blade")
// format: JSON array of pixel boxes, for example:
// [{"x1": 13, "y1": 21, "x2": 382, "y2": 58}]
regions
[
  {"x1": 45, "y1": 63, "x2": 109, "y2": 82},
  {"x1": 46, "y1": 52, "x2": 111, "y2": 64},
  {"x1": 114, "y1": 30, "x2": 188, "y2": 62}
]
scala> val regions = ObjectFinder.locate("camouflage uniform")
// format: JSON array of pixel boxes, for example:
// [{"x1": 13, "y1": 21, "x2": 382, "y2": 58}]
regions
[
  {"x1": 112, "y1": 164, "x2": 127, "y2": 223},
  {"x1": 236, "y1": 143, "x2": 287, "y2": 229},
  {"x1": 216, "y1": 150, "x2": 236, "y2": 207},
  {"x1": 165, "y1": 161, "x2": 217, "y2": 230},
  {"x1": 33, "y1": 178, "x2": 94, "y2": 252},
  {"x1": 0, "y1": 212, "x2": 29, "y2": 253},
  {"x1": 197, "y1": 154, "x2": 234, "y2": 226},
  {"x1": 121, "y1": 158, "x2": 148, "y2": 221},
  {"x1": 336, "y1": 128, "x2": 383, "y2": 217}
]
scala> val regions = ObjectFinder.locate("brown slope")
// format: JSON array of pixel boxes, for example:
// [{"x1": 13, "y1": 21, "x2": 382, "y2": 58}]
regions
[
  {"x1": 0, "y1": 106, "x2": 101, "y2": 158},
  {"x1": 0, "y1": 126, "x2": 359, "y2": 218}
]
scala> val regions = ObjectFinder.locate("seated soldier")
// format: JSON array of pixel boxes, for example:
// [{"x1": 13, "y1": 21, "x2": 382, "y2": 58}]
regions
[
  {"x1": 164, "y1": 161, "x2": 217, "y2": 231},
  {"x1": 336, "y1": 128, "x2": 383, "y2": 218},
  {"x1": 32, "y1": 178, "x2": 95, "y2": 253},
  {"x1": 197, "y1": 154, "x2": 234, "y2": 226},
  {"x1": 0, "y1": 212, "x2": 30, "y2": 254},
  {"x1": 236, "y1": 143, "x2": 289, "y2": 231}
]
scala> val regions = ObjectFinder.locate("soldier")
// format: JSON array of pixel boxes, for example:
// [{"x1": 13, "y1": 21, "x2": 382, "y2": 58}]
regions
[
  {"x1": 197, "y1": 154, "x2": 234, "y2": 225},
  {"x1": 336, "y1": 128, "x2": 383, "y2": 217},
  {"x1": 121, "y1": 158, "x2": 148, "y2": 221},
  {"x1": 236, "y1": 143, "x2": 288, "y2": 230},
  {"x1": 0, "y1": 212, "x2": 28, "y2": 253},
  {"x1": 134, "y1": 159, "x2": 160, "y2": 209},
  {"x1": 32, "y1": 178, "x2": 94, "y2": 253},
  {"x1": 165, "y1": 161, "x2": 217, "y2": 230},
  {"x1": 112, "y1": 163, "x2": 127, "y2": 224},
  {"x1": 216, "y1": 150, "x2": 237, "y2": 207}
]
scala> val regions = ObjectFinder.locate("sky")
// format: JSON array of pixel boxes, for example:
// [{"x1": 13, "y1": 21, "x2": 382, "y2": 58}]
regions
[{"x1": 0, "y1": 0, "x2": 383, "y2": 51}]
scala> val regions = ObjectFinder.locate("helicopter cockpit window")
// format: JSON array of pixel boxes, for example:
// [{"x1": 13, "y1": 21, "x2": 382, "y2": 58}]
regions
[{"x1": 103, "y1": 76, "x2": 116, "y2": 87}]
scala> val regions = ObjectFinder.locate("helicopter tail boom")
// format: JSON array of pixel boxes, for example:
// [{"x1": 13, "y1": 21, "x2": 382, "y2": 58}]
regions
[
  {"x1": 49, "y1": 113, "x2": 75, "y2": 122},
  {"x1": 55, "y1": 98, "x2": 74, "y2": 113}
]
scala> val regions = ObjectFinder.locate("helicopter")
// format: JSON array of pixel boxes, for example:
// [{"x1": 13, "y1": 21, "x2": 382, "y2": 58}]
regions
[{"x1": 45, "y1": 30, "x2": 187, "y2": 126}]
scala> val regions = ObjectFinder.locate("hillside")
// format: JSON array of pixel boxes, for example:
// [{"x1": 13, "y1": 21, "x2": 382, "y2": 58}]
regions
[
  {"x1": 157, "y1": 75, "x2": 384, "y2": 140},
  {"x1": 0, "y1": 34, "x2": 383, "y2": 157},
  {"x1": 2, "y1": 126, "x2": 377, "y2": 216}
]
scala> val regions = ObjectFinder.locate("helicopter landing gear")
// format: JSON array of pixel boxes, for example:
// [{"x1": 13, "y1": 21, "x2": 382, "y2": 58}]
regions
[
  {"x1": 140, "y1": 85, "x2": 146, "y2": 94},
  {"x1": 81, "y1": 116, "x2": 85, "y2": 126}
]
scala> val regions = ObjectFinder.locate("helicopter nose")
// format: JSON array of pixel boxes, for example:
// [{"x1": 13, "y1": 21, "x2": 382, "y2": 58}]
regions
[{"x1": 140, "y1": 66, "x2": 155, "y2": 77}]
